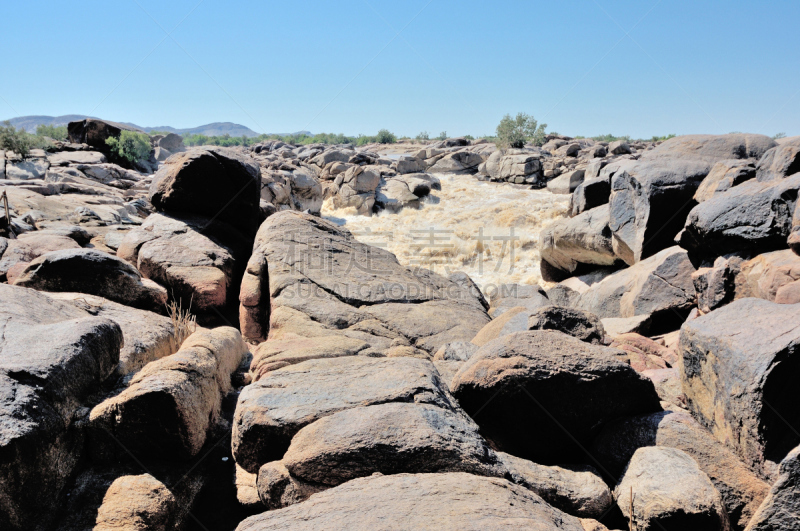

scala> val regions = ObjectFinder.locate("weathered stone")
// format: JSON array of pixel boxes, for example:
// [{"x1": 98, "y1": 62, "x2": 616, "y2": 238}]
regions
[
  {"x1": 578, "y1": 246, "x2": 696, "y2": 330},
  {"x1": 44, "y1": 292, "x2": 177, "y2": 378},
  {"x1": 547, "y1": 169, "x2": 585, "y2": 194},
  {"x1": 427, "y1": 151, "x2": 484, "y2": 174},
  {"x1": 592, "y1": 410, "x2": 769, "y2": 531},
  {"x1": 282, "y1": 402, "x2": 505, "y2": 487},
  {"x1": 237, "y1": 472, "x2": 585, "y2": 531},
  {"x1": 695, "y1": 160, "x2": 756, "y2": 202},
  {"x1": 680, "y1": 298, "x2": 800, "y2": 479},
  {"x1": 0, "y1": 284, "x2": 122, "y2": 531},
  {"x1": 745, "y1": 445, "x2": 800, "y2": 531},
  {"x1": 755, "y1": 137, "x2": 800, "y2": 182},
  {"x1": 680, "y1": 174, "x2": 800, "y2": 259},
  {"x1": 527, "y1": 305, "x2": 606, "y2": 344},
  {"x1": 13, "y1": 248, "x2": 167, "y2": 313},
  {"x1": 487, "y1": 283, "x2": 550, "y2": 317},
  {"x1": 498, "y1": 452, "x2": 612, "y2": 519},
  {"x1": 149, "y1": 147, "x2": 262, "y2": 235},
  {"x1": 609, "y1": 134, "x2": 776, "y2": 264},
  {"x1": 232, "y1": 356, "x2": 455, "y2": 473},
  {"x1": 238, "y1": 211, "x2": 488, "y2": 350},
  {"x1": 540, "y1": 205, "x2": 620, "y2": 279},
  {"x1": 470, "y1": 306, "x2": 530, "y2": 346},
  {"x1": 118, "y1": 213, "x2": 252, "y2": 322},
  {"x1": 572, "y1": 176, "x2": 611, "y2": 216},
  {"x1": 451, "y1": 330, "x2": 661, "y2": 464},
  {"x1": 615, "y1": 447, "x2": 731, "y2": 531},
  {"x1": 89, "y1": 327, "x2": 247, "y2": 461}
]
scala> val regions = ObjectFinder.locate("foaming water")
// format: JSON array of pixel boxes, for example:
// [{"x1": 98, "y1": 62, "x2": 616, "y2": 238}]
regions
[{"x1": 322, "y1": 174, "x2": 570, "y2": 292}]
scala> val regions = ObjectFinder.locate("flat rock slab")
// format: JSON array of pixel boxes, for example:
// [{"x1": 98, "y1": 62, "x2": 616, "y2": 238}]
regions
[
  {"x1": 451, "y1": 330, "x2": 661, "y2": 465},
  {"x1": 233, "y1": 356, "x2": 455, "y2": 473},
  {"x1": 236, "y1": 472, "x2": 585, "y2": 531}
]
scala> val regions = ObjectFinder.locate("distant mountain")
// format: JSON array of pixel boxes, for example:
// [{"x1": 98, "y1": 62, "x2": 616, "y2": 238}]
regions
[{"x1": 2, "y1": 115, "x2": 300, "y2": 138}]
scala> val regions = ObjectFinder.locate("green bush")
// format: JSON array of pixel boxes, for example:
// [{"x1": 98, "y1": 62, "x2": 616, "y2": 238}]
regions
[
  {"x1": 773, "y1": 132, "x2": 787, "y2": 140},
  {"x1": 495, "y1": 113, "x2": 547, "y2": 149},
  {"x1": 36, "y1": 124, "x2": 68, "y2": 141},
  {"x1": 0, "y1": 121, "x2": 52, "y2": 158},
  {"x1": 106, "y1": 130, "x2": 152, "y2": 165},
  {"x1": 650, "y1": 133, "x2": 676, "y2": 142},
  {"x1": 416, "y1": 131, "x2": 429, "y2": 141},
  {"x1": 376, "y1": 129, "x2": 397, "y2": 144},
  {"x1": 437, "y1": 131, "x2": 447, "y2": 140}
]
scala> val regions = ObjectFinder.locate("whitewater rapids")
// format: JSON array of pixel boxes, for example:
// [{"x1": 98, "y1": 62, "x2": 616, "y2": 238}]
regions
[{"x1": 322, "y1": 173, "x2": 570, "y2": 294}]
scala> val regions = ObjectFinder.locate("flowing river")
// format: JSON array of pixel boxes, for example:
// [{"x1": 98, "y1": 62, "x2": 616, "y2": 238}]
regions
[{"x1": 322, "y1": 173, "x2": 570, "y2": 294}]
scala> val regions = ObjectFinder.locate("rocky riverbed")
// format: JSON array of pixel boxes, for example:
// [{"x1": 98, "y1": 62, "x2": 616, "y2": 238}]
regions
[{"x1": 1, "y1": 119, "x2": 799, "y2": 530}]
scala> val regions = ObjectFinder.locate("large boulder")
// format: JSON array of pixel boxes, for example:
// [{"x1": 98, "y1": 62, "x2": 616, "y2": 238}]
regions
[
  {"x1": 694, "y1": 160, "x2": 756, "y2": 202},
  {"x1": 278, "y1": 402, "x2": 506, "y2": 487},
  {"x1": 44, "y1": 292, "x2": 178, "y2": 378},
  {"x1": 745, "y1": 445, "x2": 800, "y2": 531},
  {"x1": 149, "y1": 147, "x2": 262, "y2": 235},
  {"x1": 755, "y1": 137, "x2": 800, "y2": 182},
  {"x1": 67, "y1": 118, "x2": 147, "y2": 154},
  {"x1": 498, "y1": 452, "x2": 612, "y2": 519},
  {"x1": 572, "y1": 176, "x2": 611, "y2": 216},
  {"x1": 232, "y1": 356, "x2": 456, "y2": 473},
  {"x1": 12, "y1": 248, "x2": 167, "y2": 313},
  {"x1": 427, "y1": 151, "x2": 484, "y2": 174},
  {"x1": 679, "y1": 174, "x2": 800, "y2": 259},
  {"x1": 680, "y1": 298, "x2": 800, "y2": 479},
  {"x1": 89, "y1": 327, "x2": 247, "y2": 461},
  {"x1": 237, "y1": 472, "x2": 585, "y2": 531},
  {"x1": 578, "y1": 246, "x2": 696, "y2": 330},
  {"x1": 0, "y1": 284, "x2": 122, "y2": 531},
  {"x1": 540, "y1": 204, "x2": 620, "y2": 280},
  {"x1": 592, "y1": 411, "x2": 769, "y2": 531},
  {"x1": 450, "y1": 330, "x2": 661, "y2": 464},
  {"x1": 118, "y1": 213, "x2": 252, "y2": 323},
  {"x1": 609, "y1": 134, "x2": 776, "y2": 265},
  {"x1": 237, "y1": 211, "x2": 489, "y2": 351},
  {"x1": 614, "y1": 447, "x2": 731, "y2": 531}
]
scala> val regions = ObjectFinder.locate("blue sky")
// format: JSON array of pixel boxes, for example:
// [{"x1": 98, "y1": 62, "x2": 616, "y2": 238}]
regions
[{"x1": 2, "y1": 0, "x2": 798, "y2": 138}]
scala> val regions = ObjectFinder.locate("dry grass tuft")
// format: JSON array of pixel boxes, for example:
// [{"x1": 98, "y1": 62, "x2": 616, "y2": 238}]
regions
[{"x1": 166, "y1": 297, "x2": 197, "y2": 352}]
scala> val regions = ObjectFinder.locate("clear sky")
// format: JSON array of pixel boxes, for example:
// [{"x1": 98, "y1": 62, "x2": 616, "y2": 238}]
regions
[{"x1": 2, "y1": 0, "x2": 798, "y2": 138}]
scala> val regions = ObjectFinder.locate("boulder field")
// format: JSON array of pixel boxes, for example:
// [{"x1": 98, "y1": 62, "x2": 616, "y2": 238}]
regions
[{"x1": 0, "y1": 125, "x2": 798, "y2": 530}]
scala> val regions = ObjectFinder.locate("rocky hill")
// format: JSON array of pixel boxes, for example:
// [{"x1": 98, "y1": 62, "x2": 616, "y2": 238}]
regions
[
  {"x1": 4, "y1": 114, "x2": 263, "y2": 137},
  {"x1": 0, "y1": 120, "x2": 798, "y2": 530}
]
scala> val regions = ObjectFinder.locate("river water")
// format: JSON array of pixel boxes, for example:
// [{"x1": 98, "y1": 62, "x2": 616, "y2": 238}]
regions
[{"x1": 322, "y1": 173, "x2": 570, "y2": 294}]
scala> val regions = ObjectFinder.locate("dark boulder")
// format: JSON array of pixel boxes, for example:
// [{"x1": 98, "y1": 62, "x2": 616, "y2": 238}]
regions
[
  {"x1": 149, "y1": 147, "x2": 262, "y2": 235},
  {"x1": 680, "y1": 298, "x2": 800, "y2": 479},
  {"x1": 13, "y1": 248, "x2": 167, "y2": 313},
  {"x1": 679, "y1": 174, "x2": 800, "y2": 259},
  {"x1": 450, "y1": 330, "x2": 661, "y2": 465}
]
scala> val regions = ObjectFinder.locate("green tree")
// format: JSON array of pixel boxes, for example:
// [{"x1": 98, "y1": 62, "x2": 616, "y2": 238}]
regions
[
  {"x1": 36, "y1": 124, "x2": 68, "y2": 141},
  {"x1": 376, "y1": 129, "x2": 397, "y2": 144},
  {"x1": 105, "y1": 130, "x2": 152, "y2": 166},
  {"x1": 495, "y1": 113, "x2": 547, "y2": 149},
  {"x1": 0, "y1": 121, "x2": 52, "y2": 158},
  {"x1": 773, "y1": 132, "x2": 787, "y2": 140},
  {"x1": 437, "y1": 131, "x2": 447, "y2": 140},
  {"x1": 416, "y1": 131, "x2": 430, "y2": 142}
]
